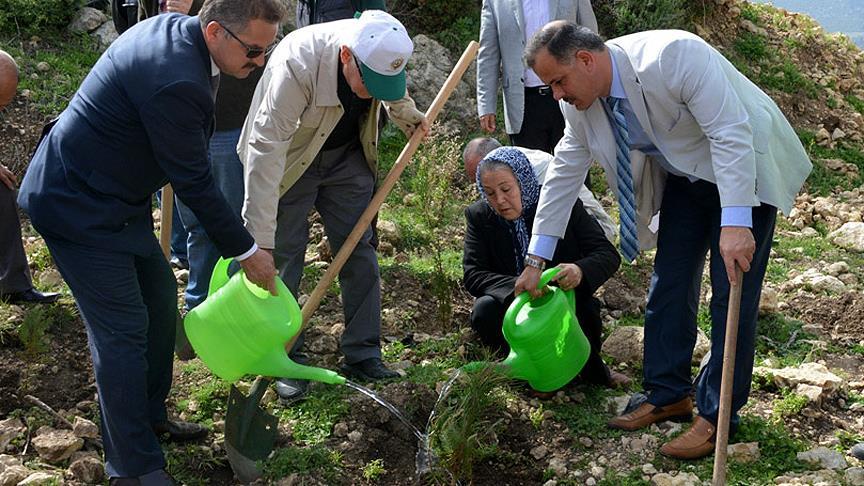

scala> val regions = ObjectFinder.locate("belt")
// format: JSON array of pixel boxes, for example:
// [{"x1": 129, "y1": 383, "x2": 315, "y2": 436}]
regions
[{"x1": 525, "y1": 85, "x2": 552, "y2": 96}]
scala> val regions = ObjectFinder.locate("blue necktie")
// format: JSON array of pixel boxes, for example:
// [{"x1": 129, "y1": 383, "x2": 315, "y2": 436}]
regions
[{"x1": 605, "y1": 97, "x2": 639, "y2": 263}]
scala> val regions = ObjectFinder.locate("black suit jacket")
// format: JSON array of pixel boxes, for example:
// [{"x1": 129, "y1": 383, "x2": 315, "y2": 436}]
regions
[
  {"x1": 462, "y1": 198, "x2": 620, "y2": 305},
  {"x1": 18, "y1": 14, "x2": 253, "y2": 258}
]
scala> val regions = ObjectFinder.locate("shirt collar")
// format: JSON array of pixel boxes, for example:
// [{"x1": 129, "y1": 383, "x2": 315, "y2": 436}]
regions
[
  {"x1": 608, "y1": 53, "x2": 626, "y2": 100},
  {"x1": 209, "y1": 56, "x2": 220, "y2": 77}
]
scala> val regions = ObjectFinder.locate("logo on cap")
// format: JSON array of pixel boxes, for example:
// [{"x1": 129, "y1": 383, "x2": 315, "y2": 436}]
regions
[{"x1": 390, "y1": 57, "x2": 405, "y2": 71}]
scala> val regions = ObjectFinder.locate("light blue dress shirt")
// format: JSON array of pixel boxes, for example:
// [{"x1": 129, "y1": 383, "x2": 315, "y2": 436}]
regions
[{"x1": 528, "y1": 53, "x2": 753, "y2": 261}]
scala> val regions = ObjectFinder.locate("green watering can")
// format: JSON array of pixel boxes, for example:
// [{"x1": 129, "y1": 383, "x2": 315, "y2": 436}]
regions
[
  {"x1": 501, "y1": 267, "x2": 591, "y2": 392},
  {"x1": 184, "y1": 258, "x2": 345, "y2": 385}
]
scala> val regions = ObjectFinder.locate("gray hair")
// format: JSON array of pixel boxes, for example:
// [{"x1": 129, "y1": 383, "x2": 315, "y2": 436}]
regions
[
  {"x1": 198, "y1": 0, "x2": 287, "y2": 33},
  {"x1": 477, "y1": 159, "x2": 511, "y2": 178},
  {"x1": 462, "y1": 137, "x2": 502, "y2": 164},
  {"x1": 525, "y1": 21, "x2": 605, "y2": 68}
]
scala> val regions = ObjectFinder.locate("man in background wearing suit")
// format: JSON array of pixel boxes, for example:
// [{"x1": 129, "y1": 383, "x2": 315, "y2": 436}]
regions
[
  {"x1": 17, "y1": 1, "x2": 286, "y2": 483},
  {"x1": 477, "y1": 0, "x2": 597, "y2": 155},
  {"x1": 0, "y1": 50, "x2": 59, "y2": 305},
  {"x1": 516, "y1": 23, "x2": 811, "y2": 459}
]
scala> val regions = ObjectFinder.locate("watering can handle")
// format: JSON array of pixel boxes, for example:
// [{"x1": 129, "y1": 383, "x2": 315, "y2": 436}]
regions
[
  {"x1": 208, "y1": 257, "x2": 234, "y2": 297},
  {"x1": 503, "y1": 267, "x2": 562, "y2": 325}
]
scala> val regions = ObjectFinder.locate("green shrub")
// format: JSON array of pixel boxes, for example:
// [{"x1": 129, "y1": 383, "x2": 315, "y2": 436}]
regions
[
  {"x1": 734, "y1": 32, "x2": 768, "y2": 61},
  {"x1": 0, "y1": 0, "x2": 85, "y2": 35},
  {"x1": 18, "y1": 306, "x2": 51, "y2": 357},
  {"x1": 610, "y1": 0, "x2": 694, "y2": 37},
  {"x1": 388, "y1": 0, "x2": 479, "y2": 39}
]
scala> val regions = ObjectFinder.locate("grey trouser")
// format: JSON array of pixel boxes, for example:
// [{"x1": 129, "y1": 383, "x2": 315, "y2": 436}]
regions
[
  {"x1": 0, "y1": 184, "x2": 33, "y2": 294},
  {"x1": 274, "y1": 142, "x2": 381, "y2": 365}
]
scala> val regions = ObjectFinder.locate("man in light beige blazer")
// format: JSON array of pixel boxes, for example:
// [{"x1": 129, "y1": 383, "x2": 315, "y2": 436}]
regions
[
  {"x1": 515, "y1": 23, "x2": 811, "y2": 459},
  {"x1": 477, "y1": 0, "x2": 596, "y2": 155}
]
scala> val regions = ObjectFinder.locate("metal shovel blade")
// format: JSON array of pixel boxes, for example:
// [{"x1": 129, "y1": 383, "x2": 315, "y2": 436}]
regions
[{"x1": 224, "y1": 377, "x2": 276, "y2": 483}]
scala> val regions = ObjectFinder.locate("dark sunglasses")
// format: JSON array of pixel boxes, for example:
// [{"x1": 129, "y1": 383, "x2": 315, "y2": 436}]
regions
[{"x1": 219, "y1": 22, "x2": 275, "y2": 59}]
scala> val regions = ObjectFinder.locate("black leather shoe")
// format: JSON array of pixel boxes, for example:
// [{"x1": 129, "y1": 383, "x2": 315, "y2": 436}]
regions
[
  {"x1": 1, "y1": 288, "x2": 60, "y2": 304},
  {"x1": 152, "y1": 420, "x2": 208, "y2": 442},
  {"x1": 275, "y1": 378, "x2": 308, "y2": 404},
  {"x1": 340, "y1": 358, "x2": 398, "y2": 381}
]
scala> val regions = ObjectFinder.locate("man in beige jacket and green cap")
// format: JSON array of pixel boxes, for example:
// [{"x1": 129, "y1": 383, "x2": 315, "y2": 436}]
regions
[{"x1": 238, "y1": 10, "x2": 427, "y2": 403}]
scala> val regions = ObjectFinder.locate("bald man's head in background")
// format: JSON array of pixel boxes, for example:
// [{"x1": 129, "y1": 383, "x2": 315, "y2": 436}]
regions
[
  {"x1": 462, "y1": 137, "x2": 503, "y2": 180},
  {"x1": 0, "y1": 50, "x2": 19, "y2": 110}
]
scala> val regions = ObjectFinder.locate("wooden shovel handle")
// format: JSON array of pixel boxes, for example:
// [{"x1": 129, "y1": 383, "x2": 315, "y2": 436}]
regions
[
  {"x1": 159, "y1": 184, "x2": 174, "y2": 260},
  {"x1": 712, "y1": 263, "x2": 744, "y2": 486},
  {"x1": 287, "y1": 41, "x2": 480, "y2": 351}
]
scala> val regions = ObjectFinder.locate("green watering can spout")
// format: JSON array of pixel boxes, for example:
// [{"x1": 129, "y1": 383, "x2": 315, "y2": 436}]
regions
[
  {"x1": 184, "y1": 258, "x2": 346, "y2": 385},
  {"x1": 501, "y1": 267, "x2": 590, "y2": 392}
]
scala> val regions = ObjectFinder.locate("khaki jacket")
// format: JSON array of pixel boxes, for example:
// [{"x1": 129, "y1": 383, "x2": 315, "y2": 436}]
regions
[{"x1": 238, "y1": 19, "x2": 424, "y2": 249}]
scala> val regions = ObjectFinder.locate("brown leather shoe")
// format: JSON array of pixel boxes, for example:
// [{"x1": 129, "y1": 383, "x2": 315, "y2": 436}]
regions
[
  {"x1": 608, "y1": 370, "x2": 632, "y2": 389},
  {"x1": 607, "y1": 396, "x2": 693, "y2": 431},
  {"x1": 660, "y1": 416, "x2": 716, "y2": 460}
]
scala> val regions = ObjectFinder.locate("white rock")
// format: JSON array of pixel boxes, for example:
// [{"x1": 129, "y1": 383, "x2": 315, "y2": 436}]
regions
[
  {"x1": 816, "y1": 127, "x2": 832, "y2": 143},
  {"x1": 347, "y1": 430, "x2": 362, "y2": 443},
  {"x1": 530, "y1": 445, "x2": 548, "y2": 460},
  {"x1": 795, "y1": 383, "x2": 824, "y2": 406},
  {"x1": 797, "y1": 446, "x2": 848, "y2": 470},
  {"x1": 832, "y1": 127, "x2": 847, "y2": 140},
  {"x1": 92, "y1": 21, "x2": 119, "y2": 49},
  {"x1": 0, "y1": 419, "x2": 25, "y2": 452},
  {"x1": 754, "y1": 362, "x2": 843, "y2": 395},
  {"x1": 0, "y1": 465, "x2": 29, "y2": 486},
  {"x1": 846, "y1": 467, "x2": 864, "y2": 486},
  {"x1": 606, "y1": 395, "x2": 630, "y2": 415},
  {"x1": 774, "y1": 469, "x2": 838, "y2": 485},
  {"x1": 17, "y1": 472, "x2": 61, "y2": 486},
  {"x1": 548, "y1": 456, "x2": 567, "y2": 476},
  {"x1": 68, "y1": 7, "x2": 107, "y2": 33},
  {"x1": 69, "y1": 456, "x2": 105, "y2": 483},
  {"x1": 72, "y1": 416, "x2": 99, "y2": 439},
  {"x1": 641, "y1": 463, "x2": 657, "y2": 475},
  {"x1": 727, "y1": 442, "x2": 760, "y2": 463},
  {"x1": 601, "y1": 326, "x2": 644, "y2": 365},
  {"x1": 830, "y1": 222, "x2": 864, "y2": 252},
  {"x1": 651, "y1": 472, "x2": 701, "y2": 485},
  {"x1": 826, "y1": 261, "x2": 850, "y2": 276},
  {"x1": 786, "y1": 268, "x2": 846, "y2": 293},
  {"x1": 0, "y1": 455, "x2": 21, "y2": 473},
  {"x1": 31, "y1": 429, "x2": 84, "y2": 463},
  {"x1": 759, "y1": 286, "x2": 779, "y2": 315},
  {"x1": 376, "y1": 220, "x2": 400, "y2": 245},
  {"x1": 332, "y1": 423, "x2": 348, "y2": 438}
]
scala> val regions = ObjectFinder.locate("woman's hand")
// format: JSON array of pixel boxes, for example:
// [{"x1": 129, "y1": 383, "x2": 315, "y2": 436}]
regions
[{"x1": 552, "y1": 263, "x2": 583, "y2": 291}]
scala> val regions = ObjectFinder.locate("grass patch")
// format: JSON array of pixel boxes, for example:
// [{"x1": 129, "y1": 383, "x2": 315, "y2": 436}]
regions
[
  {"x1": 597, "y1": 469, "x2": 649, "y2": 486},
  {"x1": 548, "y1": 384, "x2": 624, "y2": 442},
  {"x1": 655, "y1": 414, "x2": 808, "y2": 485},
  {"x1": 361, "y1": 458, "x2": 387, "y2": 481},
  {"x1": 734, "y1": 31, "x2": 768, "y2": 61},
  {"x1": 164, "y1": 444, "x2": 227, "y2": 486},
  {"x1": 798, "y1": 130, "x2": 864, "y2": 196},
  {"x1": 0, "y1": 35, "x2": 101, "y2": 115},
  {"x1": 755, "y1": 314, "x2": 817, "y2": 367},
  {"x1": 770, "y1": 389, "x2": 809, "y2": 423},
  {"x1": 276, "y1": 385, "x2": 350, "y2": 445},
  {"x1": 846, "y1": 94, "x2": 864, "y2": 116},
  {"x1": 261, "y1": 445, "x2": 342, "y2": 483}
]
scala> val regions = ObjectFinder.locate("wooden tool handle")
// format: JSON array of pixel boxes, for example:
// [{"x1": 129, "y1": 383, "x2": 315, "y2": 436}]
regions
[
  {"x1": 159, "y1": 184, "x2": 174, "y2": 260},
  {"x1": 712, "y1": 263, "x2": 744, "y2": 486},
  {"x1": 288, "y1": 41, "x2": 480, "y2": 351}
]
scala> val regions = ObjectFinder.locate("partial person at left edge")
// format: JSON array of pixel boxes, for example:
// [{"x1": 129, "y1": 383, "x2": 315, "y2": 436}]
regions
[
  {"x1": 0, "y1": 50, "x2": 59, "y2": 305},
  {"x1": 16, "y1": 1, "x2": 285, "y2": 484}
]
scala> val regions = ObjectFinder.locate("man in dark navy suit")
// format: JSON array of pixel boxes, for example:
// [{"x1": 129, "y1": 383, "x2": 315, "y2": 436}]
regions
[{"x1": 17, "y1": 1, "x2": 286, "y2": 483}]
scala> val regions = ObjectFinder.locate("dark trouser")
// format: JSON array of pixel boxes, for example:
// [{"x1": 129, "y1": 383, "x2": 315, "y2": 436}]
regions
[
  {"x1": 471, "y1": 291, "x2": 611, "y2": 386},
  {"x1": 273, "y1": 142, "x2": 381, "y2": 365},
  {"x1": 509, "y1": 87, "x2": 590, "y2": 188},
  {"x1": 43, "y1": 235, "x2": 176, "y2": 478},
  {"x1": 0, "y1": 184, "x2": 32, "y2": 294},
  {"x1": 643, "y1": 175, "x2": 776, "y2": 426}
]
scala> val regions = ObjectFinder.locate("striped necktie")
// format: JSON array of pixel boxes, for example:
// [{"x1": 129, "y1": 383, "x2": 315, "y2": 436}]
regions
[{"x1": 605, "y1": 96, "x2": 639, "y2": 263}]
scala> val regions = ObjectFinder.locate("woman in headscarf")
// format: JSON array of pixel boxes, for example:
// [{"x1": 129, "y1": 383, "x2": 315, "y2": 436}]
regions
[{"x1": 462, "y1": 147, "x2": 627, "y2": 388}]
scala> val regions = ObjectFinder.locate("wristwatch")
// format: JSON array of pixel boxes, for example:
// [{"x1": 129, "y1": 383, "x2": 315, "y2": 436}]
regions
[{"x1": 524, "y1": 255, "x2": 546, "y2": 271}]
